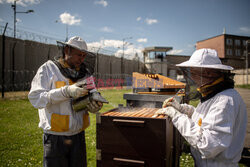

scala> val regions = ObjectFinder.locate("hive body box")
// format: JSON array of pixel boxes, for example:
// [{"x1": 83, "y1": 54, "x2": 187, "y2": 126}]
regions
[
  {"x1": 96, "y1": 107, "x2": 182, "y2": 167},
  {"x1": 96, "y1": 72, "x2": 185, "y2": 166}
]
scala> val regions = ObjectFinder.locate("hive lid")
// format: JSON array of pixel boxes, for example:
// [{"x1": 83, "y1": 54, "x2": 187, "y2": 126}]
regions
[{"x1": 132, "y1": 72, "x2": 186, "y2": 89}]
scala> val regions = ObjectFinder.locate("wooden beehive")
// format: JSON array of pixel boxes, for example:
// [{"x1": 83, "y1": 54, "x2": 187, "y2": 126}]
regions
[
  {"x1": 96, "y1": 107, "x2": 182, "y2": 167},
  {"x1": 96, "y1": 73, "x2": 185, "y2": 167}
]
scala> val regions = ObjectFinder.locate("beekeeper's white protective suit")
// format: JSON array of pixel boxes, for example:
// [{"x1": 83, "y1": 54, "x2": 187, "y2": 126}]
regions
[
  {"x1": 29, "y1": 60, "x2": 92, "y2": 136},
  {"x1": 29, "y1": 36, "x2": 102, "y2": 167},
  {"x1": 172, "y1": 89, "x2": 247, "y2": 166},
  {"x1": 28, "y1": 36, "x2": 98, "y2": 136},
  {"x1": 156, "y1": 49, "x2": 247, "y2": 167}
]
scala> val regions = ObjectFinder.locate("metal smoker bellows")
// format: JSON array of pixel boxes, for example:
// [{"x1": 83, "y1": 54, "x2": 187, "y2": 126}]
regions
[{"x1": 96, "y1": 72, "x2": 186, "y2": 167}]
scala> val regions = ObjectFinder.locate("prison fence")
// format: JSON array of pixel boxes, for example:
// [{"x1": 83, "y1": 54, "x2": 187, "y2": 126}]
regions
[
  {"x1": 0, "y1": 69, "x2": 133, "y2": 92},
  {"x1": 0, "y1": 27, "x2": 145, "y2": 97}
]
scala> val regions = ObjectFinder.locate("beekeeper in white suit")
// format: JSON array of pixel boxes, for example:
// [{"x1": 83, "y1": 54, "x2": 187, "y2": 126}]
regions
[
  {"x1": 154, "y1": 48, "x2": 247, "y2": 166},
  {"x1": 29, "y1": 36, "x2": 103, "y2": 167}
]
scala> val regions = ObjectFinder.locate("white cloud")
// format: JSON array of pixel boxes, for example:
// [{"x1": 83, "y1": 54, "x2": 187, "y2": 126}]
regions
[
  {"x1": 106, "y1": 39, "x2": 123, "y2": 48},
  {"x1": 115, "y1": 45, "x2": 143, "y2": 59},
  {"x1": 87, "y1": 41, "x2": 102, "y2": 49},
  {"x1": 0, "y1": 0, "x2": 40, "y2": 6},
  {"x1": 136, "y1": 17, "x2": 141, "y2": 21},
  {"x1": 239, "y1": 27, "x2": 250, "y2": 34},
  {"x1": 94, "y1": 0, "x2": 108, "y2": 7},
  {"x1": 145, "y1": 18, "x2": 158, "y2": 25},
  {"x1": 88, "y1": 39, "x2": 123, "y2": 49},
  {"x1": 59, "y1": 12, "x2": 81, "y2": 25},
  {"x1": 137, "y1": 38, "x2": 147, "y2": 43},
  {"x1": 103, "y1": 39, "x2": 124, "y2": 48},
  {"x1": 100, "y1": 26, "x2": 113, "y2": 33},
  {"x1": 168, "y1": 49, "x2": 183, "y2": 55},
  {"x1": 88, "y1": 39, "x2": 144, "y2": 60}
]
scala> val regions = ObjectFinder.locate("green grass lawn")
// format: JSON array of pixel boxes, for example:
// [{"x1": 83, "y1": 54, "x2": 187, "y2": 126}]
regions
[
  {"x1": 0, "y1": 88, "x2": 247, "y2": 166},
  {"x1": 0, "y1": 99, "x2": 43, "y2": 166},
  {"x1": 0, "y1": 88, "x2": 131, "y2": 167},
  {"x1": 236, "y1": 84, "x2": 250, "y2": 89}
]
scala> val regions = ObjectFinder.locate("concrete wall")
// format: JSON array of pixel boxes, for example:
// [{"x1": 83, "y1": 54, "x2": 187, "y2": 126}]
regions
[
  {"x1": 233, "y1": 69, "x2": 250, "y2": 85},
  {"x1": 167, "y1": 55, "x2": 190, "y2": 65},
  {"x1": 0, "y1": 36, "x2": 144, "y2": 91},
  {"x1": 221, "y1": 58, "x2": 249, "y2": 70}
]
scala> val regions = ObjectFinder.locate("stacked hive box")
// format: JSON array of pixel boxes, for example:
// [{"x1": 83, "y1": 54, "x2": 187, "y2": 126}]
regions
[{"x1": 96, "y1": 73, "x2": 186, "y2": 167}]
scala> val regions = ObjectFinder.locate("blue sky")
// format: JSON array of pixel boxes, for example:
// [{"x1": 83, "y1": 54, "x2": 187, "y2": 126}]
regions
[{"x1": 0, "y1": 0, "x2": 250, "y2": 59}]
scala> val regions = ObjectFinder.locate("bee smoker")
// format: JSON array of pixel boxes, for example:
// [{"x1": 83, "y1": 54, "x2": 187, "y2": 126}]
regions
[
  {"x1": 70, "y1": 76, "x2": 109, "y2": 112},
  {"x1": 72, "y1": 91, "x2": 109, "y2": 112}
]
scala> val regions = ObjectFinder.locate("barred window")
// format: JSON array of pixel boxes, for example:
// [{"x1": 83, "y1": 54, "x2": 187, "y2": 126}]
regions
[
  {"x1": 235, "y1": 39, "x2": 241, "y2": 46},
  {"x1": 226, "y1": 38, "x2": 233, "y2": 45},
  {"x1": 243, "y1": 40, "x2": 247, "y2": 46},
  {"x1": 235, "y1": 49, "x2": 241, "y2": 56},
  {"x1": 243, "y1": 50, "x2": 247, "y2": 56},
  {"x1": 226, "y1": 49, "x2": 232, "y2": 56}
]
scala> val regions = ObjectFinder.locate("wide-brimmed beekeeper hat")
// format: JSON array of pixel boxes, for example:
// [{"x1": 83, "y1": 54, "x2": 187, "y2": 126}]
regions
[
  {"x1": 57, "y1": 36, "x2": 93, "y2": 55},
  {"x1": 176, "y1": 48, "x2": 233, "y2": 70},
  {"x1": 57, "y1": 36, "x2": 96, "y2": 74}
]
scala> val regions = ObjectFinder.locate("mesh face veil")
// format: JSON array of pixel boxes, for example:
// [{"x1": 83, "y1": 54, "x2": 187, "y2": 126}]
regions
[
  {"x1": 179, "y1": 67, "x2": 201, "y2": 101},
  {"x1": 180, "y1": 66, "x2": 235, "y2": 101}
]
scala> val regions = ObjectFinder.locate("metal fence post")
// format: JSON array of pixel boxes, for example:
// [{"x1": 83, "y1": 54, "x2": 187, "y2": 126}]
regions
[
  {"x1": 246, "y1": 40, "x2": 249, "y2": 85},
  {"x1": 1, "y1": 23, "x2": 8, "y2": 98}
]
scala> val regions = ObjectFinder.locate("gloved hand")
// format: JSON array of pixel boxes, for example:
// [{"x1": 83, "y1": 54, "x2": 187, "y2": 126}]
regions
[
  {"x1": 162, "y1": 97, "x2": 182, "y2": 111},
  {"x1": 64, "y1": 84, "x2": 88, "y2": 98},
  {"x1": 152, "y1": 107, "x2": 182, "y2": 118},
  {"x1": 87, "y1": 100, "x2": 103, "y2": 114}
]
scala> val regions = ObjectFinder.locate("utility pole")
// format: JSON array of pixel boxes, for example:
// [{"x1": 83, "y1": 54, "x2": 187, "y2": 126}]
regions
[
  {"x1": 66, "y1": 24, "x2": 68, "y2": 42},
  {"x1": 55, "y1": 20, "x2": 69, "y2": 42},
  {"x1": 13, "y1": 0, "x2": 16, "y2": 38},
  {"x1": 11, "y1": 0, "x2": 34, "y2": 38},
  {"x1": 121, "y1": 37, "x2": 132, "y2": 74}
]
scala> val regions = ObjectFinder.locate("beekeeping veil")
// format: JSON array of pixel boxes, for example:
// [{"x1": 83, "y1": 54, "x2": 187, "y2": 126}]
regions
[
  {"x1": 55, "y1": 36, "x2": 96, "y2": 82},
  {"x1": 176, "y1": 48, "x2": 234, "y2": 101}
]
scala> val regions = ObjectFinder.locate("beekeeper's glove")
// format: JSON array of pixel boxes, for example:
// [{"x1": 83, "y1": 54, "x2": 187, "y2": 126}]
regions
[
  {"x1": 152, "y1": 107, "x2": 182, "y2": 118},
  {"x1": 87, "y1": 100, "x2": 103, "y2": 114},
  {"x1": 64, "y1": 84, "x2": 88, "y2": 98},
  {"x1": 163, "y1": 97, "x2": 195, "y2": 118},
  {"x1": 162, "y1": 97, "x2": 182, "y2": 111}
]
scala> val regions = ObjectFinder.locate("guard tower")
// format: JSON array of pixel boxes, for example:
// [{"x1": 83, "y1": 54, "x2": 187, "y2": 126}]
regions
[{"x1": 143, "y1": 46, "x2": 172, "y2": 76}]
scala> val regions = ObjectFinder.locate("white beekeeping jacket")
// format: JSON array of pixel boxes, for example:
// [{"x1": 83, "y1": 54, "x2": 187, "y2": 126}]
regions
[
  {"x1": 172, "y1": 89, "x2": 247, "y2": 167},
  {"x1": 28, "y1": 60, "x2": 92, "y2": 136}
]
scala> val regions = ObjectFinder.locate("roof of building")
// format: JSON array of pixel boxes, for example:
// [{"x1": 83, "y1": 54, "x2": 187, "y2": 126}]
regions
[
  {"x1": 197, "y1": 34, "x2": 250, "y2": 43},
  {"x1": 142, "y1": 46, "x2": 173, "y2": 52}
]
